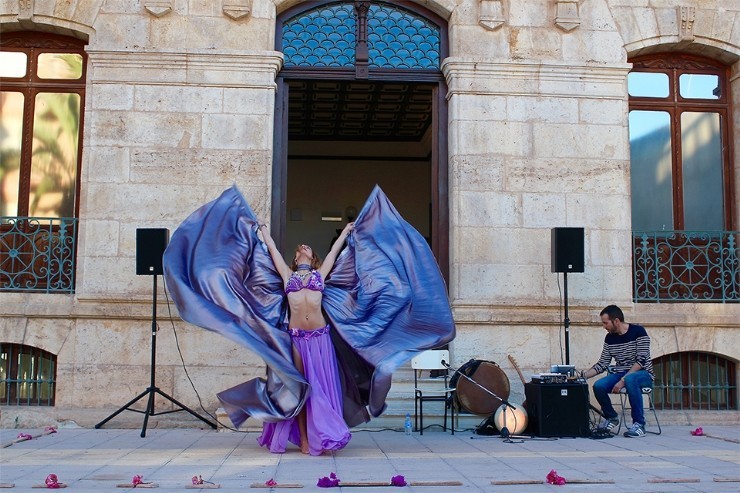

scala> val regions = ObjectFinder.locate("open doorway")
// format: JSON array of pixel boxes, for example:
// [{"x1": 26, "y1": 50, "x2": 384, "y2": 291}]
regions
[
  {"x1": 271, "y1": 1, "x2": 449, "y2": 279},
  {"x1": 282, "y1": 79, "x2": 433, "y2": 258}
]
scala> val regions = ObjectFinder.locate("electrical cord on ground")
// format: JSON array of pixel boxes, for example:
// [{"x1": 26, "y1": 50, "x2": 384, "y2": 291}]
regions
[{"x1": 162, "y1": 279, "x2": 246, "y2": 433}]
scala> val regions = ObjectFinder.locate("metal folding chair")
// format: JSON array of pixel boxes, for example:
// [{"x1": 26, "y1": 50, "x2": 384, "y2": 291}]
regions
[
  {"x1": 411, "y1": 349, "x2": 456, "y2": 435},
  {"x1": 615, "y1": 386, "x2": 662, "y2": 435}
]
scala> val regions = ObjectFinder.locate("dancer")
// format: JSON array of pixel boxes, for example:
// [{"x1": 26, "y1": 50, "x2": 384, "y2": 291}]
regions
[
  {"x1": 256, "y1": 225, "x2": 353, "y2": 455},
  {"x1": 163, "y1": 185, "x2": 455, "y2": 453}
]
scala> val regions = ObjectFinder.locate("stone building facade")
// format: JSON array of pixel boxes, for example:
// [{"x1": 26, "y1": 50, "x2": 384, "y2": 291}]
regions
[{"x1": 1, "y1": 0, "x2": 738, "y2": 429}]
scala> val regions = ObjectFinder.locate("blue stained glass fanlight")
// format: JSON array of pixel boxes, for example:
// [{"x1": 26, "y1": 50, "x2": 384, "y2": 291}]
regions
[
  {"x1": 367, "y1": 4, "x2": 440, "y2": 69},
  {"x1": 282, "y1": 4, "x2": 356, "y2": 67},
  {"x1": 281, "y1": 2, "x2": 441, "y2": 70}
]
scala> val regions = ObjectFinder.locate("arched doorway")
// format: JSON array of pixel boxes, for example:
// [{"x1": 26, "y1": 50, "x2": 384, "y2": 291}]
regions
[{"x1": 272, "y1": 0, "x2": 449, "y2": 280}]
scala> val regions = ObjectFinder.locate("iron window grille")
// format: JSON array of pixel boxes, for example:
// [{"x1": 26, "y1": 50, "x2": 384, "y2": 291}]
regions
[
  {"x1": 653, "y1": 351, "x2": 736, "y2": 411},
  {"x1": 0, "y1": 343, "x2": 57, "y2": 406}
]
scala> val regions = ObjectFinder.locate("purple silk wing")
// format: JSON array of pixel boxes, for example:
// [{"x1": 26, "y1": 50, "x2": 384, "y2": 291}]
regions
[
  {"x1": 162, "y1": 186, "x2": 308, "y2": 428},
  {"x1": 324, "y1": 185, "x2": 456, "y2": 420}
]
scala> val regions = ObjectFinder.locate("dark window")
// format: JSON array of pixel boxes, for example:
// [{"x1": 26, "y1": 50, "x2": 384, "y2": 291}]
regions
[
  {"x1": 0, "y1": 32, "x2": 85, "y2": 293},
  {"x1": 0, "y1": 343, "x2": 57, "y2": 406},
  {"x1": 653, "y1": 351, "x2": 736, "y2": 410}
]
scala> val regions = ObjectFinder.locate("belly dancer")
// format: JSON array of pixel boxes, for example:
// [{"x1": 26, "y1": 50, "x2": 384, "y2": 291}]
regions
[{"x1": 256, "y1": 224, "x2": 353, "y2": 455}]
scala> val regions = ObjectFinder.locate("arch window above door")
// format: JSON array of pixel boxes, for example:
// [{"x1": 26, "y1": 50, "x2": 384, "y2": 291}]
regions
[
  {"x1": 282, "y1": 3, "x2": 356, "y2": 67},
  {"x1": 280, "y1": 1, "x2": 442, "y2": 74}
]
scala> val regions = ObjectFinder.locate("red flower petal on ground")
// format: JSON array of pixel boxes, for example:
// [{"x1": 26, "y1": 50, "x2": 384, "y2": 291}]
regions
[{"x1": 546, "y1": 469, "x2": 566, "y2": 485}]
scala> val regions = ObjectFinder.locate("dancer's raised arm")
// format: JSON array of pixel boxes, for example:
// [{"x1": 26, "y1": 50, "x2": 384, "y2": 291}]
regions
[
  {"x1": 319, "y1": 222, "x2": 353, "y2": 279},
  {"x1": 257, "y1": 223, "x2": 292, "y2": 282}
]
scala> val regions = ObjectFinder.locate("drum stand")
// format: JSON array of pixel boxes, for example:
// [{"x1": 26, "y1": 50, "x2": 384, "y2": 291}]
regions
[{"x1": 442, "y1": 361, "x2": 522, "y2": 443}]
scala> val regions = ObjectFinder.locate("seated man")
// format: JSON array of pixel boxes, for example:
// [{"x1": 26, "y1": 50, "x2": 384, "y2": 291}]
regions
[{"x1": 581, "y1": 305, "x2": 654, "y2": 437}]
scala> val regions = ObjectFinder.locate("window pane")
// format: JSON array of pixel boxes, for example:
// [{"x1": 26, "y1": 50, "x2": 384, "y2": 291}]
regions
[
  {"x1": 37, "y1": 53, "x2": 84, "y2": 80},
  {"x1": 0, "y1": 91, "x2": 24, "y2": 216},
  {"x1": 368, "y1": 3, "x2": 440, "y2": 69},
  {"x1": 0, "y1": 51, "x2": 28, "y2": 77},
  {"x1": 0, "y1": 349, "x2": 6, "y2": 400},
  {"x1": 681, "y1": 112, "x2": 723, "y2": 230},
  {"x1": 282, "y1": 4, "x2": 356, "y2": 67},
  {"x1": 629, "y1": 110, "x2": 673, "y2": 231},
  {"x1": 30, "y1": 92, "x2": 80, "y2": 218},
  {"x1": 628, "y1": 72, "x2": 669, "y2": 98},
  {"x1": 679, "y1": 74, "x2": 720, "y2": 99}
]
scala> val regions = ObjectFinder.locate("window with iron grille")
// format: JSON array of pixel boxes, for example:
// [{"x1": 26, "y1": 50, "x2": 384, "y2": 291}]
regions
[
  {"x1": 628, "y1": 54, "x2": 736, "y2": 303},
  {"x1": 0, "y1": 32, "x2": 86, "y2": 293},
  {"x1": 0, "y1": 343, "x2": 57, "y2": 406},
  {"x1": 653, "y1": 351, "x2": 736, "y2": 410}
]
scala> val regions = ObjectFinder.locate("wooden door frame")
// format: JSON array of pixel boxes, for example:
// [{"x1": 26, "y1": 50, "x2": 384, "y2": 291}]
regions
[{"x1": 271, "y1": 77, "x2": 449, "y2": 283}]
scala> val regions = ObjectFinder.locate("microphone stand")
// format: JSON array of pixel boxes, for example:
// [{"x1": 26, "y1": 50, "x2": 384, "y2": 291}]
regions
[{"x1": 442, "y1": 360, "x2": 522, "y2": 443}]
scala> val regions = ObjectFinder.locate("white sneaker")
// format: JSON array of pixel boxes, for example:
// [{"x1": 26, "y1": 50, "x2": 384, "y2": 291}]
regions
[
  {"x1": 597, "y1": 417, "x2": 619, "y2": 432},
  {"x1": 623, "y1": 422, "x2": 646, "y2": 437}
]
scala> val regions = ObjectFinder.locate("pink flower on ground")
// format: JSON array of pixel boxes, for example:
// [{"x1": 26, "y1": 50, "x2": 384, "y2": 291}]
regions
[
  {"x1": 44, "y1": 426, "x2": 57, "y2": 434},
  {"x1": 317, "y1": 472, "x2": 340, "y2": 487},
  {"x1": 192, "y1": 475, "x2": 203, "y2": 485},
  {"x1": 132, "y1": 474, "x2": 144, "y2": 486},
  {"x1": 390, "y1": 475, "x2": 407, "y2": 486},
  {"x1": 17, "y1": 433, "x2": 32, "y2": 440},
  {"x1": 45, "y1": 474, "x2": 60, "y2": 489},
  {"x1": 546, "y1": 469, "x2": 566, "y2": 485},
  {"x1": 265, "y1": 478, "x2": 277, "y2": 486},
  {"x1": 690, "y1": 427, "x2": 704, "y2": 436}
]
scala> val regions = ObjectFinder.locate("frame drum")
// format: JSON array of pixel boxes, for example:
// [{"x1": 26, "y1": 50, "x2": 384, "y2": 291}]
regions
[{"x1": 454, "y1": 360, "x2": 510, "y2": 416}]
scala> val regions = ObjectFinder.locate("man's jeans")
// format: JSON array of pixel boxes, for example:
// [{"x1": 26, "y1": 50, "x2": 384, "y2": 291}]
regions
[{"x1": 593, "y1": 370, "x2": 653, "y2": 426}]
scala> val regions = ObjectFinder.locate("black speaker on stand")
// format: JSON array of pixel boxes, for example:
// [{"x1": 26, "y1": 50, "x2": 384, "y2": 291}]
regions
[
  {"x1": 551, "y1": 227, "x2": 584, "y2": 365},
  {"x1": 96, "y1": 228, "x2": 217, "y2": 437}
]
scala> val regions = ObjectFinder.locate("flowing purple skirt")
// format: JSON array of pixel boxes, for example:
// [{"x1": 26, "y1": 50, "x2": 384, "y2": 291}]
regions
[{"x1": 257, "y1": 326, "x2": 351, "y2": 455}]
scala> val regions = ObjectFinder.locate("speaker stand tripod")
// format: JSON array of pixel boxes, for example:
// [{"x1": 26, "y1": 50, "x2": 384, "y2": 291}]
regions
[{"x1": 95, "y1": 275, "x2": 217, "y2": 437}]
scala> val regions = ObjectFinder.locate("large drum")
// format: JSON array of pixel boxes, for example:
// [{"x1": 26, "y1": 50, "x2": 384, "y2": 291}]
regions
[{"x1": 452, "y1": 360, "x2": 510, "y2": 416}]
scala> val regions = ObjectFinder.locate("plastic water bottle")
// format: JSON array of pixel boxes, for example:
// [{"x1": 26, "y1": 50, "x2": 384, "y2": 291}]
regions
[{"x1": 404, "y1": 413, "x2": 413, "y2": 435}]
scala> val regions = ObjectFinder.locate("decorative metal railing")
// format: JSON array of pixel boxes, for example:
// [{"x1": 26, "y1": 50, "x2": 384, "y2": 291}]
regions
[
  {"x1": 653, "y1": 351, "x2": 736, "y2": 410},
  {"x1": 633, "y1": 230, "x2": 740, "y2": 302},
  {"x1": 0, "y1": 343, "x2": 57, "y2": 406},
  {"x1": 0, "y1": 216, "x2": 78, "y2": 293}
]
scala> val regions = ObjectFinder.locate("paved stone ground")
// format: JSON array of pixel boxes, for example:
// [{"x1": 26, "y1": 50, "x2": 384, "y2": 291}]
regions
[{"x1": 1, "y1": 425, "x2": 738, "y2": 492}]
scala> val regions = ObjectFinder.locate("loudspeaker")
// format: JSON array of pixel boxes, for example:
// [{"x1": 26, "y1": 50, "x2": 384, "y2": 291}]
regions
[
  {"x1": 551, "y1": 227, "x2": 584, "y2": 273},
  {"x1": 524, "y1": 382, "x2": 590, "y2": 437},
  {"x1": 136, "y1": 228, "x2": 169, "y2": 275}
]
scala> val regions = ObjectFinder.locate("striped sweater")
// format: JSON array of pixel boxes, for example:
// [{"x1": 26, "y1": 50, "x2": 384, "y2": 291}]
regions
[{"x1": 591, "y1": 324, "x2": 654, "y2": 380}]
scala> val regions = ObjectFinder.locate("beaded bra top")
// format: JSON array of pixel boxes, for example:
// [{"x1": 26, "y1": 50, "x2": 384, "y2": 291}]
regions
[{"x1": 285, "y1": 269, "x2": 325, "y2": 294}]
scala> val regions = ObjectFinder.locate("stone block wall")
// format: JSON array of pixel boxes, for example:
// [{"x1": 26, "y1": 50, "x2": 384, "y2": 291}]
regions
[{"x1": 0, "y1": 0, "x2": 738, "y2": 427}]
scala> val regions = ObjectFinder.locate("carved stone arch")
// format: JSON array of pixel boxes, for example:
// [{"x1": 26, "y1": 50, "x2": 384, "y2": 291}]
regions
[
  {"x1": 0, "y1": 1, "x2": 95, "y2": 42},
  {"x1": 273, "y1": 0, "x2": 454, "y2": 21},
  {"x1": 625, "y1": 41, "x2": 740, "y2": 67}
]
